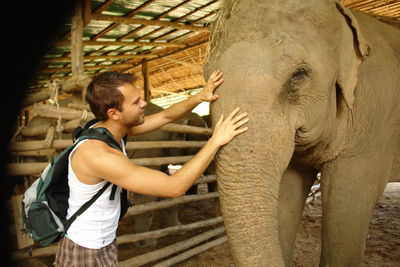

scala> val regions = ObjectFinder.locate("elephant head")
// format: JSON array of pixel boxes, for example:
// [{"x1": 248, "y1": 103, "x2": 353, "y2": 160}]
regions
[{"x1": 205, "y1": 0, "x2": 369, "y2": 265}]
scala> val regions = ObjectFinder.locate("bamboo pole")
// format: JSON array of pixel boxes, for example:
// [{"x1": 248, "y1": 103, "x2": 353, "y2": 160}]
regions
[
  {"x1": 161, "y1": 123, "x2": 212, "y2": 136},
  {"x1": 67, "y1": 103, "x2": 90, "y2": 110},
  {"x1": 9, "y1": 140, "x2": 207, "y2": 152},
  {"x1": 132, "y1": 155, "x2": 194, "y2": 167},
  {"x1": 142, "y1": 61, "x2": 151, "y2": 102},
  {"x1": 32, "y1": 103, "x2": 213, "y2": 135},
  {"x1": 195, "y1": 174, "x2": 216, "y2": 184},
  {"x1": 56, "y1": 39, "x2": 186, "y2": 48},
  {"x1": 61, "y1": 74, "x2": 91, "y2": 94},
  {"x1": 119, "y1": 226, "x2": 225, "y2": 267},
  {"x1": 71, "y1": 0, "x2": 84, "y2": 75},
  {"x1": 90, "y1": 14, "x2": 210, "y2": 33},
  {"x1": 33, "y1": 103, "x2": 95, "y2": 120},
  {"x1": 13, "y1": 217, "x2": 223, "y2": 259},
  {"x1": 117, "y1": 216, "x2": 223, "y2": 245},
  {"x1": 39, "y1": 63, "x2": 136, "y2": 74},
  {"x1": 42, "y1": 53, "x2": 157, "y2": 63},
  {"x1": 153, "y1": 236, "x2": 228, "y2": 267},
  {"x1": 125, "y1": 192, "x2": 219, "y2": 217},
  {"x1": 7, "y1": 155, "x2": 197, "y2": 176},
  {"x1": 21, "y1": 90, "x2": 52, "y2": 108},
  {"x1": 11, "y1": 149, "x2": 56, "y2": 157},
  {"x1": 10, "y1": 139, "x2": 72, "y2": 151},
  {"x1": 43, "y1": 126, "x2": 55, "y2": 148}
]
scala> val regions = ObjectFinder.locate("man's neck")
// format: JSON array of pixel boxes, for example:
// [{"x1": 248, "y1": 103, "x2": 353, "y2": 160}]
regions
[{"x1": 95, "y1": 120, "x2": 127, "y2": 144}]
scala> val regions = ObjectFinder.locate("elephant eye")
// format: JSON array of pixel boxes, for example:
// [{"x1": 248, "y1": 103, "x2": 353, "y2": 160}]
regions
[
  {"x1": 286, "y1": 66, "x2": 310, "y2": 93},
  {"x1": 292, "y1": 69, "x2": 307, "y2": 81}
]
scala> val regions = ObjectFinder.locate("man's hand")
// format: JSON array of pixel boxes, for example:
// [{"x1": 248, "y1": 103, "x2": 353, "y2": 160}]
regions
[
  {"x1": 197, "y1": 70, "x2": 224, "y2": 102},
  {"x1": 210, "y1": 107, "x2": 249, "y2": 148}
]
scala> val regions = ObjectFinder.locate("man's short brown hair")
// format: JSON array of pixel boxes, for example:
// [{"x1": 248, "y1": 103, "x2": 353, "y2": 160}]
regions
[{"x1": 85, "y1": 72, "x2": 135, "y2": 121}]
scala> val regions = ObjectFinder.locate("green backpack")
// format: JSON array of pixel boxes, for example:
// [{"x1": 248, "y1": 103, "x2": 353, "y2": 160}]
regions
[{"x1": 21, "y1": 119, "x2": 130, "y2": 247}]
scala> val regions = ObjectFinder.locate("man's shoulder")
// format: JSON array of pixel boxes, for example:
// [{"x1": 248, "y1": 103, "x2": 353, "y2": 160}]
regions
[{"x1": 75, "y1": 139, "x2": 120, "y2": 158}]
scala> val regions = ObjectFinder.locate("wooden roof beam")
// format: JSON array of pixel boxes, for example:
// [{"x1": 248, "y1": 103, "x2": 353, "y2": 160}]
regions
[
  {"x1": 91, "y1": 0, "x2": 157, "y2": 41},
  {"x1": 43, "y1": 53, "x2": 157, "y2": 63},
  {"x1": 55, "y1": 39, "x2": 186, "y2": 48},
  {"x1": 90, "y1": 14, "x2": 210, "y2": 33},
  {"x1": 61, "y1": 0, "x2": 109, "y2": 41},
  {"x1": 38, "y1": 63, "x2": 136, "y2": 74},
  {"x1": 178, "y1": 0, "x2": 219, "y2": 21},
  {"x1": 148, "y1": 4, "x2": 219, "y2": 42},
  {"x1": 120, "y1": 0, "x2": 193, "y2": 41},
  {"x1": 93, "y1": 0, "x2": 114, "y2": 14}
]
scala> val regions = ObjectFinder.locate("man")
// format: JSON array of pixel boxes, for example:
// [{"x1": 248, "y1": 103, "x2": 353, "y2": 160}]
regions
[{"x1": 54, "y1": 70, "x2": 249, "y2": 266}]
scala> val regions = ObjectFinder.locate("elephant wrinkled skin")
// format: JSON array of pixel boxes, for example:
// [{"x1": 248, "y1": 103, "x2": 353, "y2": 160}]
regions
[{"x1": 205, "y1": 0, "x2": 400, "y2": 266}]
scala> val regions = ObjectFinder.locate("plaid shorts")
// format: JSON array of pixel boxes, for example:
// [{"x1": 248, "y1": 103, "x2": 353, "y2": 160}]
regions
[{"x1": 54, "y1": 237, "x2": 118, "y2": 267}]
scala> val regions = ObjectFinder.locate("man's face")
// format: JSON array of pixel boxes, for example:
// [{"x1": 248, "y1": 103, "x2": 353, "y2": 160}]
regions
[{"x1": 118, "y1": 83, "x2": 147, "y2": 128}]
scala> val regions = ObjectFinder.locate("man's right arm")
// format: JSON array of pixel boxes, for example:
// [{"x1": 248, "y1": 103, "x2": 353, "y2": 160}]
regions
[{"x1": 86, "y1": 108, "x2": 249, "y2": 198}]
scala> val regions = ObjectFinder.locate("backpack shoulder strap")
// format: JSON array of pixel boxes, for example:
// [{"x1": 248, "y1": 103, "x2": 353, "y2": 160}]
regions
[
  {"x1": 63, "y1": 181, "x2": 112, "y2": 233},
  {"x1": 73, "y1": 122, "x2": 127, "y2": 203}
]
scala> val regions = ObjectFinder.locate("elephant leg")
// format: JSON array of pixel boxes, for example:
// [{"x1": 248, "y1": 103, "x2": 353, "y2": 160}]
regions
[
  {"x1": 320, "y1": 150, "x2": 391, "y2": 266},
  {"x1": 160, "y1": 204, "x2": 182, "y2": 227},
  {"x1": 133, "y1": 193, "x2": 158, "y2": 248},
  {"x1": 278, "y1": 162, "x2": 317, "y2": 266}
]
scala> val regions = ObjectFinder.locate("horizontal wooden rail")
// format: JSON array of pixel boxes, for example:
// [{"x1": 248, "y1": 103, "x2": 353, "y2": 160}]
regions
[
  {"x1": 119, "y1": 226, "x2": 225, "y2": 266},
  {"x1": 32, "y1": 104, "x2": 212, "y2": 135},
  {"x1": 9, "y1": 140, "x2": 207, "y2": 152},
  {"x1": 13, "y1": 216, "x2": 223, "y2": 259},
  {"x1": 153, "y1": 236, "x2": 228, "y2": 267},
  {"x1": 7, "y1": 155, "x2": 197, "y2": 176},
  {"x1": 125, "y1": 191, "x2": 219, "y2": 217}
]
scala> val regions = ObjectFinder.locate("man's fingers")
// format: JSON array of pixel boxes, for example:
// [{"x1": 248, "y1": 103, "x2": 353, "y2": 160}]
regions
[
  {"x1": 215, "y1": 78, "x2": 224, "y2": 86},
  {"x1": 216, "y1": 114, "x2": 224, "y2": 126},
  {"x1": 210, "y1": 70, "x2": 219, "y2": 79},
  {"x1": 232, "y1": 112, "x2": 248, "y2": 124},
  {"x1": 235, "y1": 127, "x2": 249, "y2": 135},
  {"x1": 210, "y1": 70, "x2": 223, "y2": 81},
  {"x1": 233, "y1": 117, "x2": 249, "y2": 129},
  {"x1": 214, "y1": 71, "x2": 223, "y2": 80},
  {"x1": 227, "y1": 107, "x2": 241, "y2": 119}
]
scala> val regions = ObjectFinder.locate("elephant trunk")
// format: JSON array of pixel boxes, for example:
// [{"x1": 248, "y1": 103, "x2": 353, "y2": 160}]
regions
[{"x1": 214, "y1": 107, "x2": 295, "y2": 266}]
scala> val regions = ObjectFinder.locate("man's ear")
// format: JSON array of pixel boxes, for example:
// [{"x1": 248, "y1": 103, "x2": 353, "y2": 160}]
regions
[
  {"x1": 107, "y1": 108, "x2": 120, "y2": 121},
  {"x1": 335, "y1": 1, "x2": 370, "y2": 110}
]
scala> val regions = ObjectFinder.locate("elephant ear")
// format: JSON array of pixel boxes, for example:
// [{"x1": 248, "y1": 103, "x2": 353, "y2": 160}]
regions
[{"x1": 335, "y1": 1, "x2": 370, "y2": 110}]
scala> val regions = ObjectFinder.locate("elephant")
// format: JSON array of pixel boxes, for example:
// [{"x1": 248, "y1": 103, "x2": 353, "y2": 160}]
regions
[
  {"x1": 204, "y1": 0, "x2": 400, "y2": 266},
  {"x1": 127, "y1": 102, "x2": 210, "y2": 247}
]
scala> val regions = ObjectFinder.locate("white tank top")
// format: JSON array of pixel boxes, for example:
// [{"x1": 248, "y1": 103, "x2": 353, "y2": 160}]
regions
[{"x1": 66, "y1": 138, "x2": 127, "y2": 249}]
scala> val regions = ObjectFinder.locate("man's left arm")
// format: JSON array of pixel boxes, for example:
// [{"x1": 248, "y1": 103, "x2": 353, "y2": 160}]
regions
[{"x1": 129, "y1": 70, "x2": 223, "y2": 136}]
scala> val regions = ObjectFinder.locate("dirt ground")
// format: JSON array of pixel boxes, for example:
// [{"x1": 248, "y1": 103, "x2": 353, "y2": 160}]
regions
[
  {"x1": 13, "y1": 183, "x2": 400, "y2": 266},
  {"x1": 164, "y1": 183, "x2": 400, "y2": 267}
]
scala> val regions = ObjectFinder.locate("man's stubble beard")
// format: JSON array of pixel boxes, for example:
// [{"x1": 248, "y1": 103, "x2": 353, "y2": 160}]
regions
[{"x1": 122, "y1": 116, "x2": 144, "y2": 128}]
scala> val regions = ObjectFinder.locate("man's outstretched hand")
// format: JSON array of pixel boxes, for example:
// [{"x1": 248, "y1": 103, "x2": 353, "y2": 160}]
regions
[
  {"x1": 197, "y1": 70, "x2": 224, "y2": 102},
  {"x1": 210, "y1": 107, "x2": 249, "y2": 148}
]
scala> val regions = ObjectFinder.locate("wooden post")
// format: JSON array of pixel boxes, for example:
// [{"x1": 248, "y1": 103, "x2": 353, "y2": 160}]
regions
[
  {"x1": 142, "y1": 60, "x2": 151, "y2": 102},
  {"x1": 71, "y1": 0, "x2": 84, "y2": 75},
  {"x1": 10, "y1": 195, "x2": 34, "y2": 249},
  {"x1": 61, "y1": 0, "x2": 91, "y2": 103},
  {"x1": 83, "y1": 0, "x2": 91, "y2": 26}
]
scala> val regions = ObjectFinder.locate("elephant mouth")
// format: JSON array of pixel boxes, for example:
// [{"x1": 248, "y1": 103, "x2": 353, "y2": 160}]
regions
[{"x1": 294, "y1": 127, "x2": 315, "y2": 153}]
